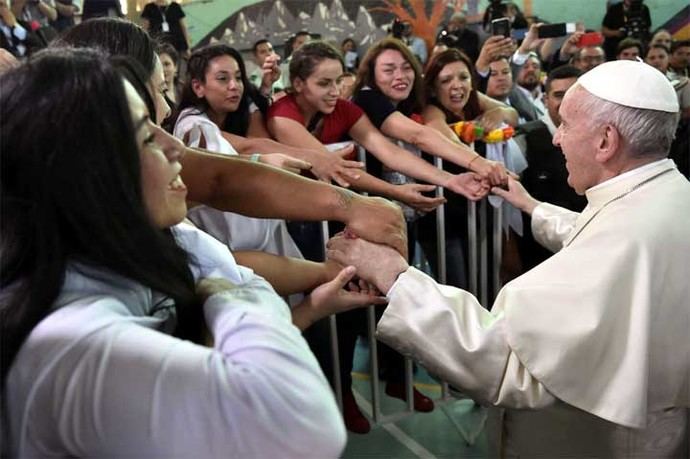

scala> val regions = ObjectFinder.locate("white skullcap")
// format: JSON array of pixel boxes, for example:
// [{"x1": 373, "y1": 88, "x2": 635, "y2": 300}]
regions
[{"x1": 578, "y1": 60, "x2": 679, "y2": 113}]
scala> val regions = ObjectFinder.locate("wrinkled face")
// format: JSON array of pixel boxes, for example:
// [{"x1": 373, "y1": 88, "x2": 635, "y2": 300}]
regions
[
  {"x1": 434, "y1": 60, "x2": 472, "y2": 114},
  {"x1": 192, "y1": 54, "x2": 244, "y2": 116},
  {"x1": 159, "y1": 52, "x2": 177, "y2": 85},
  {"x1": 125, "y1": 80, "x2": 187, "y2": 228},
  {"x1": 254, "y1": 41, "x2": 274, "y2": 66},
  {"x1": 544, "y1": 77, "x2": 577, "y2": 127},
  {"x1": 553, "y1": 87, "x2": 600, "y2": 194},
  {"x1": 670, "y1": 45, "x2": 690, "y2": 69},
  {"x1": 575, "y1": 47, "x2": 605, "y2": 72},
  {"x1": 486, "y1": 58, "x2": 512, "y2": 99},
  {"x1": 294, "y1": 58, "x2": 343, "y2": 114},
  {"x1": 617, "y1": 45, "x2": 640, "y2": 61},
  {"x1": 651, "y1": 31, "x2": 672, "y2": 49},
  {"x1": 150, "y1": 54, "x2": 172, "y2": 124},
  {"x1": 374, "y1": 49, "x2": 415, "y2": 103},
  {"x1": 646, "y1": 47, "x2": 669, "y2": 72},
  {"x1": 517, "y1": 55, "x2": 541, "y2": 91}
]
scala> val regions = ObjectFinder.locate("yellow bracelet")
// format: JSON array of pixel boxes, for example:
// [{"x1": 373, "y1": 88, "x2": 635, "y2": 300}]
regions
[{"x1": 467, "y1": 155, "x2": 481, "y2": 169}]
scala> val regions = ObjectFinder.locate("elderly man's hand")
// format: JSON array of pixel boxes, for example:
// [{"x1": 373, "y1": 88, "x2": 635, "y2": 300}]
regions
[
  {"x1": 491, "y1": 176, "x2": 541, "y2": 215},
  {"x1": 327, "y1": 233, "x2": 409, "y2": 293},
  {"x1": 343, "y1": 193, "x2": 408, "y2": 258}
]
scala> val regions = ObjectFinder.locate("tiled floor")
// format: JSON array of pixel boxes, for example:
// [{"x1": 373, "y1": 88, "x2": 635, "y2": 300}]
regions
[{"x1": 341, "y1": 340, "x2": 489, "y2": 459}]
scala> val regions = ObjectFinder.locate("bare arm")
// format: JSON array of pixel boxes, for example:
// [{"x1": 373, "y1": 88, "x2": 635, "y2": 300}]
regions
[
  {"x1": 421, "y1": 103, "x2": 512, "y2": 185},
  {"x1": 268, "y1": 115, "x2": 446, "y2": 209},
  {"x1": 476, "y1": 92, "x2": 520, "y2": 127},
  {"x1": 350, "y1": 114, "x2": 454, "y2": 186},
  {"x1": 247, "y1": 110, "x2": 272, "y2": 138},
  {"x1": 37, "y1": 0, "x2": 57, "y2": 21},
  {"x1": 233, "y1": 251, "x2": 338, "y2": 296},
  {"x1": 179, "y1": 147, "x2": 409, "y2": 255},
  {"x1": 54, "y1": 1, "x2": 76, "y2": 16}
]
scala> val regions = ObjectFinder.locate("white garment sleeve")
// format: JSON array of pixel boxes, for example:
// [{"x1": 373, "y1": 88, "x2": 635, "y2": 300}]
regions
[
  {"x1": 378, "y1": 267, "x2": 556, "y2": 409},
  {"x1": 530, "y1": 202, "x2": 580, "y2": 252},
  {"x1": 26, "y1": 280, "x2": 345, "y2": 458}
]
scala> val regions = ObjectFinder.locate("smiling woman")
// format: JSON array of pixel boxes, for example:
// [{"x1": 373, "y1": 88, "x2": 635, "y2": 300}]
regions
[{"x1": 0, "y1": 47, "x2": 347, "y2": 457}]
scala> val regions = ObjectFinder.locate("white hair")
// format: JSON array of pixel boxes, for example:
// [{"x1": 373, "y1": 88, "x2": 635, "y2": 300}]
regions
[{"x1": 573, "y1": 85, "x2": 679, "y2": 158}]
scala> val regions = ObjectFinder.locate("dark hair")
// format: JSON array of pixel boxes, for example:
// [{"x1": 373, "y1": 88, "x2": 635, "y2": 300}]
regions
[
  {"x1": 289, "y1": 40, "x2": 344, "y2": 88},
  {"x1": 670, "y1": 39, "x2": 690, "y2": 54},
  {"x1": 353, "y1": 37, "x2": 425, "y2": 113},
  {"x1": 423, "y1": 48, "x2": 481, "y2": 121},
  {"x1": 56, "y1": 18, "x2": 156, "y2": 79},
  {"x1": 157, "y1": 41, "x2": 179, "y2": 66},
  {"x1": 341, "y1": 38, "x2": 355, "y2": 50},
  {"x1": 0, "y1": 47, "x2": 202, "y2": 387},
  {"x1": 252, "y1": 38, "x2": 270, "y2": 54},
  {"x1": 176, "y1": 43, "x2": 268, "y2": 136},
  {"x1": 544, "y1": 64, "x2": 582, "y2": 93},
  {"x1": 645, "y1": 43, "x2": 670, "y2": 57},
  {"x1": 616, "y1": 37, "x2": 644, "y2": 56}
]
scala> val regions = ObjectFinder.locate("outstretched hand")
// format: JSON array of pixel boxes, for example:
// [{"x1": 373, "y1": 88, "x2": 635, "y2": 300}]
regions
[
  {"x1": 445, "y1": 172, "x2": 491, "y2": 201},
  {"x1": 294, "y1": 266, "x2": 387, "y2": 330},
  {"x1": 309, "y1": 144, "x2": 364, "y2": 187},
  {"x1": 327, "y1": 232, "x2": 409, "y2": 293},
  {"x1": 491, "y1": 176, "x2": 540, "y2": 214},
  {"x1": 344, "y1": 193, "x2": 408, "y2": 258},
  {"x1": 396, "y1": 183, "x2": 446, "y2": 213}
]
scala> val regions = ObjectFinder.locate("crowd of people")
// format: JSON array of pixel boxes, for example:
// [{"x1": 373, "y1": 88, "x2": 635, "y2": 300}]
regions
[{"x1": 1, "y1": 0, "x2": 689, "y2": 457}]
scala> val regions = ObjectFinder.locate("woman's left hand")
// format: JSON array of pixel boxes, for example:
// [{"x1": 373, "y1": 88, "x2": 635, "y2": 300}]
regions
[{"x1": 307, "y1": 266, "x2": 387, "y2": 319}]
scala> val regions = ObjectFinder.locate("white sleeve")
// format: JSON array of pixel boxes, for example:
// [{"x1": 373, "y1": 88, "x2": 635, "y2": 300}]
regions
[
  {"x1": 378, "y1": 267, "x2": 556, "y2": 409},
  {"x1": 31, "y1": 286, "x2": 345, "y2": 458},
  {"x1": 530, "y1": 202, "x2": 580, "y2": 252}
]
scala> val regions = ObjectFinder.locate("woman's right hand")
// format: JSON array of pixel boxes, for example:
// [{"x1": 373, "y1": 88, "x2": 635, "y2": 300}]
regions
[
  {"x1": 471, "y1": 157, "x2": 511, "y2": 187},
  {"x1": 395, "y1": 183, "x2": 446, "y2": 213},
  {"x1": 308, "y1": 145, "x2": 364, "y2": 187}
]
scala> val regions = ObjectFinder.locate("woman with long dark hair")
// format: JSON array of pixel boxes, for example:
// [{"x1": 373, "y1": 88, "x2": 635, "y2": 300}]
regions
[
  {"x1": 420, "y1": 48, "x2": 518, "y2": 288},
  {"x1": 52, "y1": 18, "x2": 409, "y2": 257},
  {"x1": 1, "y1": 47, "x2": 350, "y2": 457}
]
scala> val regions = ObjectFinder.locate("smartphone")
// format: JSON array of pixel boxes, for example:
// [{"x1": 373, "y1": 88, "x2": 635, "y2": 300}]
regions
[
  {"x1": 491, "y1": 18, "x2": 511, "y2": 38},
  {"x1": 537, "y1": 23, "x2": 577, "y2": 38},
  {"x1": 577, "y1": 31, "x2": 604, "y2": 48}
]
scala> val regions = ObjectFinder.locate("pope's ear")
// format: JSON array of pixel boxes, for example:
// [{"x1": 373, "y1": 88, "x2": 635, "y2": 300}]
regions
[{"x1": 594, "y1": 123, "x2": 621, "y2": 163}]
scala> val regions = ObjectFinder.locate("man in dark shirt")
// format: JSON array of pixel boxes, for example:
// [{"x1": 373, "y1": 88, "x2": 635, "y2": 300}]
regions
[
  {"x1": 517, "y1": 65, "x2": 587, "y2": 270},
  {"x1": 601, "y1": 0, "x2": 651, "y2": 60}
]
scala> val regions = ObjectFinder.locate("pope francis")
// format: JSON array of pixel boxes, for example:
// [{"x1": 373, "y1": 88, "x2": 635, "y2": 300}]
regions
[{"x1": 327, "y1": 60, "x2": 689, "y2": 457}]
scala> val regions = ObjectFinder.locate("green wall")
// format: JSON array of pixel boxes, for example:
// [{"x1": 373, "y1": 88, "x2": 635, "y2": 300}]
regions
[{"x1": 184, "y1": 0, "x2": 689, "y2": 47}]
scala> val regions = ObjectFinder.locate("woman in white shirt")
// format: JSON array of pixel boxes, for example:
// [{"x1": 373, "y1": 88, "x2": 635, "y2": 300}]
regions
[{"x1": 0, "y1": 47, "x2": 379, "y2": 458}]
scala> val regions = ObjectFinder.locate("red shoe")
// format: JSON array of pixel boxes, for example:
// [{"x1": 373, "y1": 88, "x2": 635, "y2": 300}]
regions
[
  {"x1": 385, "y1": 382, "x2": 435, "y2": 412},
  {"x1": 343, "y1": 390, "x2": 370, "y2": 434}
]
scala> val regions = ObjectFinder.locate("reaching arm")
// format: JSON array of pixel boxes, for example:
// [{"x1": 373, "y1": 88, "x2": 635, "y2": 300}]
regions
[
  {"x1": 268, "y1": 115, "x2": 447, "y2": 209},
  {"x1": 232, "y1": 251, "x2": 339, "y2": 296},
  {"x1": 179, "y1": 148, "x2": 409, "y2": 255},
  {"x1": 421, "y1": 104, "x2": 511, "y2": 185},
  {"x1": 30, "y1": 281, "x2": 346, "y2": 458}
]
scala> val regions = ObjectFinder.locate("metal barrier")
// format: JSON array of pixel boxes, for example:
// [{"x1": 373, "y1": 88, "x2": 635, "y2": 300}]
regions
[{"x1": 321, "y1": 144, "x2": 504, "y2": 427}]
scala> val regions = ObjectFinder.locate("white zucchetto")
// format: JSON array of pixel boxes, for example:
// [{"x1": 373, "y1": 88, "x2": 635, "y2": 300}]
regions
[{"x1": 578, "y1": 60, "x2": 679, "y2": 113}]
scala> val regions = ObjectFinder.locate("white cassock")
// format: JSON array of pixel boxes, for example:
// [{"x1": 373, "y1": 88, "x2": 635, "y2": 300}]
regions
[{"x1": 377, "y1": 159, "x2": 689, "y2": 457}]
